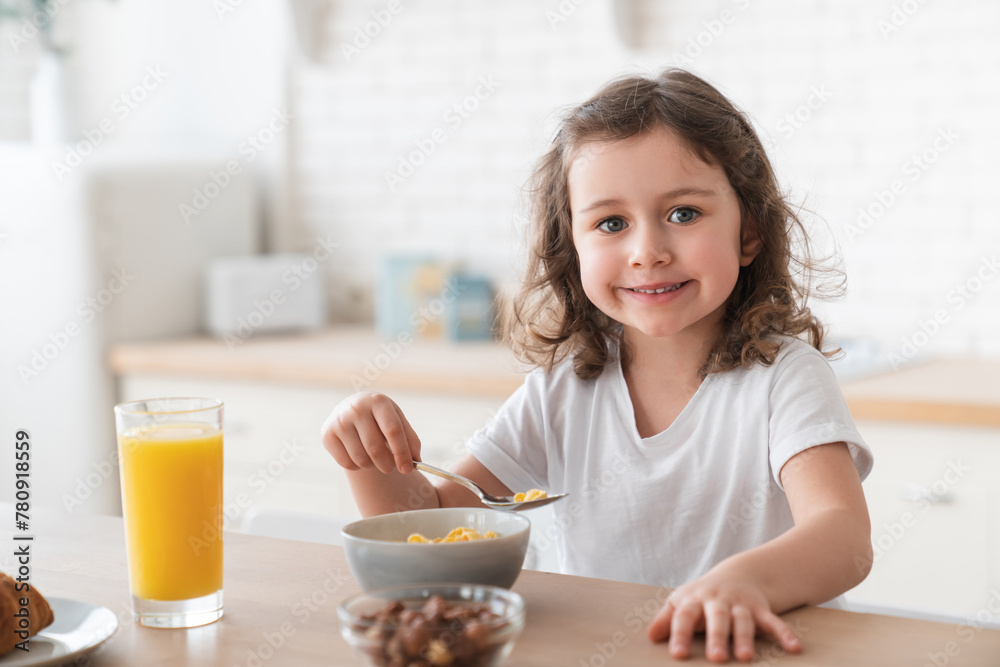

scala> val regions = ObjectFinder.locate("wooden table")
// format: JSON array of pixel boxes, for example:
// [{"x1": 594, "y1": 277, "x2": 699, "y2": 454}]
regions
[{"x1": 6, "y1": 508, "x2": 1000, "y2": 666}]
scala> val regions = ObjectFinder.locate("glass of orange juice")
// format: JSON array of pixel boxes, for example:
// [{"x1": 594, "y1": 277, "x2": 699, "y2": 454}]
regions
[{"x1": 115, "y1": 397, "x2": 224, "y2": 628}]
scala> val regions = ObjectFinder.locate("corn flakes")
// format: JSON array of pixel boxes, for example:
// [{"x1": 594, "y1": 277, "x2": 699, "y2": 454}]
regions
[{"x1": 406, "y1": 526, "x2": 499, "y2": 543}]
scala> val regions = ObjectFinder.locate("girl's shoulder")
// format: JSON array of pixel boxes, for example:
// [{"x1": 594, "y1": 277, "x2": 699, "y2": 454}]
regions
[
  {"x1": 770, "y1": 334, "x2": 829, "y2": 364},
  {"x1": 760, "y1": 334, "x2": 837, "y2": 387},
  {"x1": 713, "y1": 334, "x2": 834, "y2": 388}
]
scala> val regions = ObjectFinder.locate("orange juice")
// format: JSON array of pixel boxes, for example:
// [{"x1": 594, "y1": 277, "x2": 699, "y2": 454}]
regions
[{"x1": 118, "y1": 423, "x2": 223, "y2": 601}]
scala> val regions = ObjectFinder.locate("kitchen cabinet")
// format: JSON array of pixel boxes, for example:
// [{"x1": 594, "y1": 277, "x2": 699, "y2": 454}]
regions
[{"x1": 846, "y1": 420, "x2": 1000, "y2": 619}]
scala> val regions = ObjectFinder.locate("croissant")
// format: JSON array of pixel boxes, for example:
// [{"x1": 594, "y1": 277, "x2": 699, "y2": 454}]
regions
[{"x1": 0, "y1": 571, "x2": 55, "y2": 656}]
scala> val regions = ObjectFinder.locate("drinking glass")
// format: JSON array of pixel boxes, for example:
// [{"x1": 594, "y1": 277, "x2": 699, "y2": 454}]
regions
[{"x1": 115, "y1": 397, "x2": 224, "y2": 628}]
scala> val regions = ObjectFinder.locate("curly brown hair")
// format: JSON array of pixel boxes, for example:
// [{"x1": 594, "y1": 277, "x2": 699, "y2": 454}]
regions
[{"x1": 502, "y1": 68, "x2": 842, "y2": 379}]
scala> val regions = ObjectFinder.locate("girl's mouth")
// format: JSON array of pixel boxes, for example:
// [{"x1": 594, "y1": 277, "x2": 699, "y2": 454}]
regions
[{"x1": 626, "y1": 281, "x2": 689, "y2": 294}]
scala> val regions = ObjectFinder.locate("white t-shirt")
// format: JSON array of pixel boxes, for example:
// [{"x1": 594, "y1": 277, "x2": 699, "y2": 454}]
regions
[{"x1": 466, "y1": 335, "x2": 873, "y2": 590}]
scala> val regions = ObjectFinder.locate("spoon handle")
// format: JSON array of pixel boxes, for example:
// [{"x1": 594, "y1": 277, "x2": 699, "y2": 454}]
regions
[{"x1": 412, "y1": 461, "x2": 487, "y2": 501}]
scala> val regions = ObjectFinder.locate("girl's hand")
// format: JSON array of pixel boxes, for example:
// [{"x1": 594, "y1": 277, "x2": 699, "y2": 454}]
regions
[
  {"x1": 646, "y1": 574, "x2": 802, "y2": 663},
  {"x1": 321, "y1": 392, "x2": 422, "y2": 475}
]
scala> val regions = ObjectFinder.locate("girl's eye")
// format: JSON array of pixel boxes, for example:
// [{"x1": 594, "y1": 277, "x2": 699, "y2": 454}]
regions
[
  {"x1": 668, "y1": 207, "x2": 700, "y2": 224},
  {"x1": 597, "y1": 217, "x2": 627, "y2": 233}
]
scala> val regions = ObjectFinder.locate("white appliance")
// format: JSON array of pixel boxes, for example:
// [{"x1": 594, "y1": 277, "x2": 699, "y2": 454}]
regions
[
  {"x1": 0, "y1": 144, "x2": 259, "y2": 515},
  {"x1": 204, "y1": 254, "x2": 327, "y2": 339}
]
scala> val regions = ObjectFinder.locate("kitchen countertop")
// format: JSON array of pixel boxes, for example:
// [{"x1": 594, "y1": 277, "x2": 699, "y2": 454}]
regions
[
  {"x1": 109, "y1": 326, "x2": 527, "y2": 397},
  {"x1": 109, "y1": 327, "x2": 1000, "y2": 426},
  {"x1": 834, "y1": 358, "x2": 1000, "y2": 426},
  {"x1": 11, "y1": 504, "x2": 1000, "y2": 666}
]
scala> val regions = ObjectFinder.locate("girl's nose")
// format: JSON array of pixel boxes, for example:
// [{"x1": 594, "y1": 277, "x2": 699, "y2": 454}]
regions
[{"x1": 628, "y1": 222, "x2": 672, "y2": 268}]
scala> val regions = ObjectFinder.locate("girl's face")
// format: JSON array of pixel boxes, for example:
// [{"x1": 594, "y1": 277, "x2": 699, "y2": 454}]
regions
[{"x1": 568, "y1": 127, "x2": 759, "y2": 344}]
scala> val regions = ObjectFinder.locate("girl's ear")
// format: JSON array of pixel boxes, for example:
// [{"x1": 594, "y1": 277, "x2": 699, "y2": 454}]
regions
[{"x1": 739, "y1": 224, "x2": 762, "y2": 267}]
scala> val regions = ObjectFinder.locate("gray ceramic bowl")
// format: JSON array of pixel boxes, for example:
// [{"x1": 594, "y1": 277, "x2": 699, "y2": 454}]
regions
[{"x1": 341, "y1": 508, "x2": 531, "y2": 591}]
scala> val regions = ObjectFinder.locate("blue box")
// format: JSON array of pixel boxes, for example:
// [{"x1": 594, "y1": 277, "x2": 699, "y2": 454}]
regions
[
  {"x1": 375, "y1": 256, "x2": 448, "y2": 339},
  {"x1": 445, "y1": 274, "x2": 495, "y2": 341}
]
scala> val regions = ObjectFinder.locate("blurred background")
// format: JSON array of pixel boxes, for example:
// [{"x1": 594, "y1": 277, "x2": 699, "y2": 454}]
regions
[{"x1": 1, "y1": 0, "x2": 998, "y2": 624}]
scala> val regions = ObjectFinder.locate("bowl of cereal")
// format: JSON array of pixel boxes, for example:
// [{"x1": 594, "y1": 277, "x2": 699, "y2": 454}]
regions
[
  {"x1": 338, "y1": 583, "x2": 525, "y2": 667},
  {"x1": 341, "y1": 508, "x2": 530, "y2": 591}
]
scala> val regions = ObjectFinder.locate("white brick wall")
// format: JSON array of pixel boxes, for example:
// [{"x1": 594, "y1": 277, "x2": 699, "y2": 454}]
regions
[
  {"x1": 286, "y1": 0, "x2": 1000, "y2": 362},
  {"x1": 4, "y1": 0, "x2": 996, "y2": 362}
]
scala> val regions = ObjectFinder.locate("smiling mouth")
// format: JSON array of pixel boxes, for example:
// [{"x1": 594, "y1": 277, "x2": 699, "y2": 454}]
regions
[{"x1": 626, "y1": 281, "x2": 689, "y2": 294}]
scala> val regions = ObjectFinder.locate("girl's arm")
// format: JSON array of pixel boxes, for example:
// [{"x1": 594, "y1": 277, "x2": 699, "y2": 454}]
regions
[
  {"x1": 322, "y1": 392, "x2": 513, "y2": 516},
  {"x1": 647, "y1": 441, "x2": 872, "y2": 663}
]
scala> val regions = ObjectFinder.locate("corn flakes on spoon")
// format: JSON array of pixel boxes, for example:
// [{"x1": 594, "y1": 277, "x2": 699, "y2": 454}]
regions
[{"x1": 413, "y1": 460, "x2": 567, "y2": 511}]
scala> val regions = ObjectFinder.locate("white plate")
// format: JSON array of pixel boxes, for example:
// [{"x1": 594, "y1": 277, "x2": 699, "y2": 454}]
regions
[{"x1": 1, "y1": 597, "x2": 119, "y2": 667}]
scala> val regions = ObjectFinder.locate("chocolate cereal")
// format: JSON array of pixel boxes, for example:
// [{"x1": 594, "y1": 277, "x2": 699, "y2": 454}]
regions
[{"x1": 355, "y1": 595, "x2": 508, "y2": 667}]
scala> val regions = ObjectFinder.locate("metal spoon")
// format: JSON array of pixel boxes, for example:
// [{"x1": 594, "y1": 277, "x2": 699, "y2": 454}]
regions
[{"x1": 413, "y1": 460, "x2": 567, "y2": 512}]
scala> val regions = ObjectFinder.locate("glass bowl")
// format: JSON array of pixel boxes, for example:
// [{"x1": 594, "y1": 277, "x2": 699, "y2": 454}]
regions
[{"x1": 338, "y1": 583, "x2": 525, "y2": 667}]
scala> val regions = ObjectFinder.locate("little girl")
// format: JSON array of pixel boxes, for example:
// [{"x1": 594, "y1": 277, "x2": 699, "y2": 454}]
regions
[{"x1": 322, "y1": 68, "x2": 874, "y2": 663}]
